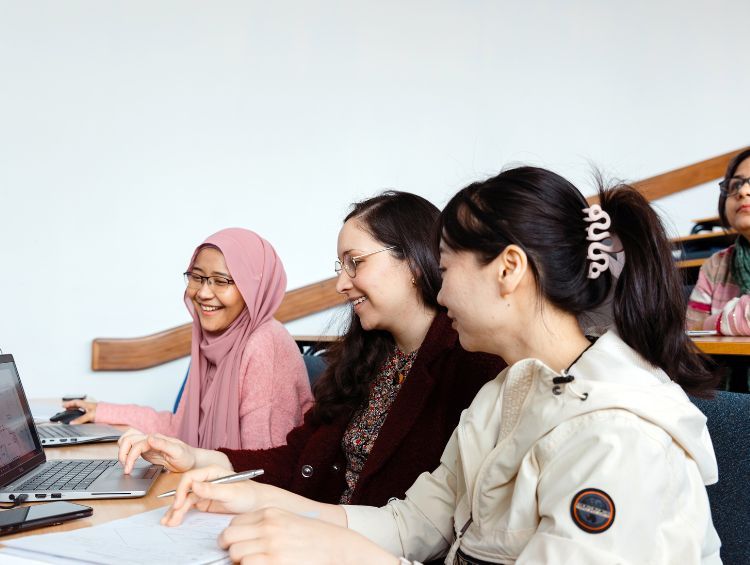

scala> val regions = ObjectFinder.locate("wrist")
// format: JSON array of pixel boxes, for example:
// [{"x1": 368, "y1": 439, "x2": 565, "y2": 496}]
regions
[
  {"x1": 342, "y1": 531, "x2": 403, "y2": 565},
  {"x1": 193, "y1": 448, "x2": 229, "y2": 470}
]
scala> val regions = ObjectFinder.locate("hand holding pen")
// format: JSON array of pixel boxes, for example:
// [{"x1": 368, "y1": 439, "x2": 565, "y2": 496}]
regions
[
  {"x1": 157, "y1": 468, "x2": 264, "y2": 498},
  {"x1": 160, "y1": 465, "x2": 268, "y2": 527}
]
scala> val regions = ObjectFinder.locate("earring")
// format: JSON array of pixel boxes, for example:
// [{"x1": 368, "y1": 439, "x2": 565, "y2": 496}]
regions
[{"x1": 411, "y1": 277, "x2": 416, "y2": 286}]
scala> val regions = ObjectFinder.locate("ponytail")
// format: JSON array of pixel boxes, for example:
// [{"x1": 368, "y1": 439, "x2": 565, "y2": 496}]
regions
[{"x1": 600, "y1": 185, "x2": 717, "y2": 396}]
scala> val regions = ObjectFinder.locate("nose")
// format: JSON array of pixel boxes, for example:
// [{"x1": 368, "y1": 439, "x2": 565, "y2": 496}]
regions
[
  {"x1": 196, "y1": 280, "x2": 216, "y2": 300},
  {"x1": 436, "y1": 286, "x2": 445, "y2": 307},
  {"x1": 738, "y1": 179, "x2": 750, "y2": 199},
  {"x1": 335, "y1": 270, "x2": 352, "y2": 294}
]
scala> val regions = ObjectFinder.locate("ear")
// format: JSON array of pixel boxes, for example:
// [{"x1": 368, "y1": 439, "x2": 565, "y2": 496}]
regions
[
  {"x1": 409, "y1": 265, "x2": 422, "y2": 284},
  {"x1": 494, "y1": 244, "x2": 528, "y2": 297}
]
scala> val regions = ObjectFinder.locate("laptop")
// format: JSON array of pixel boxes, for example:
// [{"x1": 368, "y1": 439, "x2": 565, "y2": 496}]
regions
[
  {"x1": 0, "y1": 354, "x2": 162, "y2": 502},
  {"x1": 36, "y1": 423, "x2": 122, "y2": 447}
]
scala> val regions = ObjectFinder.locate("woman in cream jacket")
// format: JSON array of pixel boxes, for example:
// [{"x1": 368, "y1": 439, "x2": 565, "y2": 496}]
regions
[{"x1": 158, "y1": 167, "x2": 721, "y2": 565}]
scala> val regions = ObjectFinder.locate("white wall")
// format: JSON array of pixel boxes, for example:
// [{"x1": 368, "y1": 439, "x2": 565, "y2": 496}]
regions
[{"x1": 0, "y1": 1, "x2": 747, "y2": 409}]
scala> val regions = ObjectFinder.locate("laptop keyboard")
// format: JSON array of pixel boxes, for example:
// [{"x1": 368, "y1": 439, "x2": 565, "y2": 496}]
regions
[
  {"x1": 17, "y1": 459, "x2": 118, "y2": 491},
  {"x1": 37, "y1": 425, "x2": 86, "y2": 438}
]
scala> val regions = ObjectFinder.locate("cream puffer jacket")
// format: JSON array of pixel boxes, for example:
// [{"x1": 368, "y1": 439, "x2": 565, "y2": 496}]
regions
[{"x1": 345, "y1": 331, "x2": 721, "y2": 564}]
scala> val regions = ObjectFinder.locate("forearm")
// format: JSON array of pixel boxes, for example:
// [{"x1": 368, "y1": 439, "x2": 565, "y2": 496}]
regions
[
  {"x1": 257, "y1": 483, "x2": 348, "y2": 527},
  {"x1": 719, "y1": 295, "x2": 750, "y2": 335},
  {"x1": 96, "y1": 402, "x2": 180, "y2": 435}
]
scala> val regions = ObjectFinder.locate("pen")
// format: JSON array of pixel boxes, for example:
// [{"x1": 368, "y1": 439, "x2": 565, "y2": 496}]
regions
[{"x1": 156, "y1": 469, "x2": 264, "y2": 499}]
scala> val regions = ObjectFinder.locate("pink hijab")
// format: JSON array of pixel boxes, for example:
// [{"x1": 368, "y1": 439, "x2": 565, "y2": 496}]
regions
[{"x1": 177, "y1": 228, "x2": 287, "y2": 449}]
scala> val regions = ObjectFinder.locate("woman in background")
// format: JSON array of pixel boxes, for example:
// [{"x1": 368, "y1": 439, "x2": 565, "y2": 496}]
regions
[
  {"x1": 688, "y1": 148, "x2": 750, "y2": 334},
  {"x1": 161, "y1": 169, "x2": 719, "y2": 564},
  {"x1": 65, "y1": 228, "x2": 312, "y2": 450},
  {"x1": 118, "y1": 191, "x2": 504, "y2": 507}
]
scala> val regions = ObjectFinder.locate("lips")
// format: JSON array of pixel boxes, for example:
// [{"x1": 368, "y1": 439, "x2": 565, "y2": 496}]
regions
[
  {"x1": 351, "y1": 296, "x2": 367, "y2": 307},
  {"x1": 197, "y1": 303, "x2": 223, "y2": 314}
]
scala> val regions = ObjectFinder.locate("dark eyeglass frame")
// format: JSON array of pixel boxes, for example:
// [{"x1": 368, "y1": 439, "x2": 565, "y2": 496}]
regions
[
  {"x1": 719, "y1": 176, "x2": 750, "y2": 198},
  {"x1": 183, "y1": 271, "x2": 236, "y2": 290},
  {"x1": 334, "y1": 245, "x2": 397, "y2": 278}
]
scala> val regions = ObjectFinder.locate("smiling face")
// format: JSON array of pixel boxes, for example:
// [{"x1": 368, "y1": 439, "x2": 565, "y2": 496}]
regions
[
  {"x1": 725, "y1": 157, "x2": 750, "y2": 239},
  {"x1": 187, "y1": 247, "x2": 246, "y2": 334},
  {"x1": 335, "y1": 218, "x2": 417, "y2": 334}
]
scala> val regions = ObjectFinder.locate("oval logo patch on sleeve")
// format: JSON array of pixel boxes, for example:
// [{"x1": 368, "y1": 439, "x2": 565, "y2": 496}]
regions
[{"x1": 570, "y1": 488, "x2": 615, "y2": 533}]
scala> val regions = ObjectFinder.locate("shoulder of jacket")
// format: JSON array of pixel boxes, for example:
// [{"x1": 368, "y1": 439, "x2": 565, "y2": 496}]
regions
[
  {"x1": 534, "y1": 409, "x2": 671, "y2": 465},
  {"x1": 460, "y1": 372, "x2": 507, "y2": 419}
]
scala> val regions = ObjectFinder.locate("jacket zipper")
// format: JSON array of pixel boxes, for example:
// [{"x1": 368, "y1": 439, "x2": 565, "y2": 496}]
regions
[{"x1": 459, "y1": 516, "x2": 473, "y2": 537}]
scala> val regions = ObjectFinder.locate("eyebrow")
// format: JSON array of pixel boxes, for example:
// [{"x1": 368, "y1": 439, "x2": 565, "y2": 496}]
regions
[{"x1": 190, "y1": 266, "x2": 231, "y2": 277}]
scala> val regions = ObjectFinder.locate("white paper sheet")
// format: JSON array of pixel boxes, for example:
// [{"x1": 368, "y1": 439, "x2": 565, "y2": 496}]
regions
[
  {"x1": 0, "y1": 550, "x2": 51, "y2": 564},
  {"x1": 1, "y1": 508, "x2": 233, "y2": 564}
]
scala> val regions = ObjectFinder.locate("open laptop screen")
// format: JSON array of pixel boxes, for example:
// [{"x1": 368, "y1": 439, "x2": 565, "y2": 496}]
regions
[{"x1": 0, "y1": 354, "x2": 45, "y2": 487}]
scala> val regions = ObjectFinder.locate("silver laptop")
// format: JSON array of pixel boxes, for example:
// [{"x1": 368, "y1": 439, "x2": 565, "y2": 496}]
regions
[
  {"x1": 0, "y1": 354, "x2": 162, "y2": 502},
  {"x1": 36, "y1": 422, "x2": 122, "y2": 447}
]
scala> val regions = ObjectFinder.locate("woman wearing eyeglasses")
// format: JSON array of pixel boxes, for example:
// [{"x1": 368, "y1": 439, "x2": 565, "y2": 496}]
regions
[
  {"x1": 117, "y1": 191, "x2": 504, "y2": 508},
  {"x1": 688, "y1": 148, "x2": 750, "y2": 335},
  {"x1": 159, "y1": 169, "x2": 719, "y2": 565},
  {"x1": 63, "y1": 228, "x2": 313, "y2": 450}
]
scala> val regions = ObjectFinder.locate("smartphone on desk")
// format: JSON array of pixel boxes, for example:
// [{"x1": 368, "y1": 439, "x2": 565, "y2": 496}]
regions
[{"x1": 0, "y1": 501, "x2": 92, "y2": 536}]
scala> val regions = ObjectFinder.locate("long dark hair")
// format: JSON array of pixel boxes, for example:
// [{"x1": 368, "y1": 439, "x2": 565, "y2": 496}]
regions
[
  {"x1": 439, "y1": 166, "x2": 716, "y2": 397},
  {"x1": 719, "y1": 148, "x2": 750, "y2": 228},
  {"x1": 311, "y1": 191, "x2": 441, "y2": 423}
]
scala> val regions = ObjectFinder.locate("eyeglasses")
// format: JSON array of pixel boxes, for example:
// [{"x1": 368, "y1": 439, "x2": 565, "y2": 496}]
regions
[
  {"x1": 334, "y1": 246, "x2": 396, "y2": 278},
  {"x1": 184, "y1": 271, "x2": 236, "y2": 291},
  {"x1": 719, "y1": 176, "x2": 750, "y2": 198}
]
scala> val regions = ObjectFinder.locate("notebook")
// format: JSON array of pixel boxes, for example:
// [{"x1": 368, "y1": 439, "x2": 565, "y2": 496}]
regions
[
  {"x1": 36, "y1": 422, "x2": 122, "y2": 447},
  {"x1": 0, "y1": 353, "x2": 162, "y2": 502}
]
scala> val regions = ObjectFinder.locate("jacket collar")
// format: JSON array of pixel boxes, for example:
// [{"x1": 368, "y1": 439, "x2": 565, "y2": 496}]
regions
[
  {"x1": 459, "y1": 330, "x2": 718, "y2": 489},
  {"x1": 355, "y1": 310, "x2": 454, "y2": 481}
]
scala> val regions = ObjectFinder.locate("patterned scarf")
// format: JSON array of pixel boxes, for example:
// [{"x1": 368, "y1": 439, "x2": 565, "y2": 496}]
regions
[{"x1": 731, "y1": 236, "x2": 750, "y2": 295}]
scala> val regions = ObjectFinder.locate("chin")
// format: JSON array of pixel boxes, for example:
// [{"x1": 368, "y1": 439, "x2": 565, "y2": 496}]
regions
[
  {"x1": 357, "y1": 315, "x2": 379, "y2": 333},
  {"x1": 200, "y1": 321, "x2": 227, "y2": 334},
  {"x1": 457, "y1": 334, "x2": 479, "y2": 352}
]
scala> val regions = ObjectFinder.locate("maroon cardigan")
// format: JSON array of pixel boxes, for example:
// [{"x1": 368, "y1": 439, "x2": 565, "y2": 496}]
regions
[{"x1": 218, "y1": 312, "x2": 504, "y2": 507}]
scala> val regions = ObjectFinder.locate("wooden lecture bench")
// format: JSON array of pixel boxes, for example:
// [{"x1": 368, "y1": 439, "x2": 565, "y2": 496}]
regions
[{"x1": 692, "y1": 336, "x2": 750, "y2": 357}]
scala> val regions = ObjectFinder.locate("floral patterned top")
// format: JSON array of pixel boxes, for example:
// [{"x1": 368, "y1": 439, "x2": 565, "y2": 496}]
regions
[{"x1": 339, "y1": 346, "x2": 419, "y2": 504}]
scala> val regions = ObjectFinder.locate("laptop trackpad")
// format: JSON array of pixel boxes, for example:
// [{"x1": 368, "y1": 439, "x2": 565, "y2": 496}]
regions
[{"x1": 93, "y1": 463, "x2": 159, "y2": 491}]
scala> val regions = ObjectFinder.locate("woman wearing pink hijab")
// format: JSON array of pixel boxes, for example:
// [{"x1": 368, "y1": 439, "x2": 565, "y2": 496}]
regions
[{"x1": 63, "y1": 228, "x2": 313, "y2": 450}]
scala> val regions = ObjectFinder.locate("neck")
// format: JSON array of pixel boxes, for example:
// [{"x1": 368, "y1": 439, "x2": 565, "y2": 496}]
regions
[
  {"x1": 498, "y1": 308, "x2": 592, "y2": 374},
  {"x1": 391, "y1": 306, "x2": 436, "y2": 353}
]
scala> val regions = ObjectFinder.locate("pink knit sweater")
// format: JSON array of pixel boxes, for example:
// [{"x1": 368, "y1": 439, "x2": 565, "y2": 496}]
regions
[
  {"x1": 687, "y1": 244, "x2": 750, "y2": 335},
  {"x1": 95, "y1": 319, "x2": 314, "y2": 450}
]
